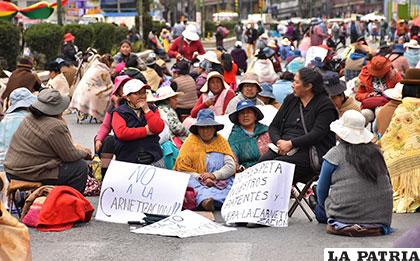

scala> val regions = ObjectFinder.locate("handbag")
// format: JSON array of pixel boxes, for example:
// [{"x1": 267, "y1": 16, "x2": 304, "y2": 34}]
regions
[{"x1": 299, "y1": 104, "x2": 321, "y2": 172}]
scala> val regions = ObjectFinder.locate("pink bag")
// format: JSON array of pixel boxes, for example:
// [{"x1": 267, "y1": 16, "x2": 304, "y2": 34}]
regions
[{"x1": 182, "y1": 187, "x2": 196, "y2": 210}]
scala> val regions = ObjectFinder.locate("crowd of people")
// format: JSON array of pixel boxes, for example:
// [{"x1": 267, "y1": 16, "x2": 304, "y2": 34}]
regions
[{"x1": 0, "y1": 15, "x2": 419, "y2": 243}]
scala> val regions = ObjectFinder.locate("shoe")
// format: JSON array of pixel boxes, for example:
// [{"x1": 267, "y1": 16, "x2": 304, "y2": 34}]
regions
[
  {"x1": 246, "y1": 223, "x2": 267, "y2": 228},
  {"x1": 308, "y1": 195, "x2": 317, "y2": 211},
  {"x1": 200, "y1": 198, "x2": 214, "y2": 211}
]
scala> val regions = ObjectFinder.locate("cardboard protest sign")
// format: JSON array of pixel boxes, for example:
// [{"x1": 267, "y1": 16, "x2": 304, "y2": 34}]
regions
[
  {"x1": 96, "y1": 160, "x2": 190, "y2": 224},
  {"x1": 304, "y1": 46, "x2": 328, "y2": 66},
  {"x1": 131, "y1": 210, "x2": 236, "y2": 238},
  {"x1": 221, "y1": 160, "x2": 295, "y2": 227}
]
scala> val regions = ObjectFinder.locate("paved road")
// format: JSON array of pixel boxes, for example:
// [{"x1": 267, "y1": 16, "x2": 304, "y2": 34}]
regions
[{"x1": 27, "y1": 115, "x2": 420, "y2": 261}]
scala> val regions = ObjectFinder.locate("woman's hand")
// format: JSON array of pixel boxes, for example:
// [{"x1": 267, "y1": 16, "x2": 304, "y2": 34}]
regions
[
  {"x1": 200, "y1": 172, "x2": 216, "y2": 181},
  {"x1": 145, "y1": 125, "x2": 153, "y2": 135},
  {"x1": 95, "y1": 139, "x2": 103, "y2": 153},
  {"x1": 276, "y1": 140, "x2": 293, "y2": 155},
  {"x1": 204, "y1": 98, "x2": 215, "y2": 107},
  {"x1": 137, "y1": 100, "x2": 150, "y2": 113}
]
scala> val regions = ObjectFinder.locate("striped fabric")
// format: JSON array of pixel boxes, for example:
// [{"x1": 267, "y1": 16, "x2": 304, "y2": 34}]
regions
[{"x1": 4, "y1": 114, "x2": 86, "y2": 181}]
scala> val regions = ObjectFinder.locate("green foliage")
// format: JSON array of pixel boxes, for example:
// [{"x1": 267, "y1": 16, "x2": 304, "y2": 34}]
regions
[
  {"x1": 63, "y1": 24, "x2": 95, "y2": 52},
  {"x1": 205, "y1": 21, "x2": 216, "y2": 37},
  {"x1": 132, "y1": 40, "x2": 144, "y2": 53},
  {"x1": 25, "y1": 23, "x2": 63, "y2": 63},
  {"x1": 114, "y1": 26, "x2": 129, "y2": 45},
  {"x1": 219, "y1": 21, "x2": 237, "y2": 37},
  {"x1": 0, "y1": 21, "x2": 20, "y2": 70},
  {"x1": 90, "y1": 22, "x2": 117, "y2": 54}
]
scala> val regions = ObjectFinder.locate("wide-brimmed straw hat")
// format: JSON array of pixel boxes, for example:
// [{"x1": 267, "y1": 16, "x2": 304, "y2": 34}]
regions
[
  {"x1": 281, "y1": 38, "x2": 291, "y2": 46},
  {"x1": 400, "y1": 68, "x2": 420, "y2": 85},
  {"x1": 32, "y1": 89, "x2": 70, "y2": 116},
  {"x1": 404, "y1": 39, "x2": 420, "y2": 49},
  {"x1": 189, "y1": 109, "x2": 224, "y2": 135},
  {"x1": 323, "y1": 71, "x2": 346, "y2": 96},
  {"x1": 182, "y1": 24, "x2": 199, "y2": 41},
  {"x1": 200, "y1": 51, "x2": 221, "y2": 64},
  {"x1": 200, "y1": 71, "x2": 230, "y2": 93},
  {"x1": 229, "y1": 99, "x2": 264, "y2": 125},
  {"x1": 384, "y1": 83, "x2": 403, "y2": 101},
  {"x1": 267, "y1": 40, "x2": 277, "y2": 48},
  {"x1": 367, "y1": 56, "x2": 392, "y2": 78},
  {"x1": 147, "y1": 86, "x2": 183, "y2": 102},
  {"x1": 330, "y1": 110, "x2": 374, "y2": 144},
  {"x1": 122, "y1": 79, "x2": 151, "y2": 96},
  {"x1": 6, "y1": 87, "x2": 37, "y2": 114},
  {"x1": 237, "y1": 72, "x2": 262, "y2": 92}
]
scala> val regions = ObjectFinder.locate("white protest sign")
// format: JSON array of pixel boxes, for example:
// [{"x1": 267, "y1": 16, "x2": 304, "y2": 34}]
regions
[
  {"x1": 131, "y1": 210, "x2": 236, "y2": 238},
  {"x1": 221, "y1": 160, "x2": 295, "y2": 227},
  {"x1": 304, "y1": 46, "x2": 328, "y2": 66},
  {"x1": 96, "y1": 160, "x2": 190, "y2": 224}
]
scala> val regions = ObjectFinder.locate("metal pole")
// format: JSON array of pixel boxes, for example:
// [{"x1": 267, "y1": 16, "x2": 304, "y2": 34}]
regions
[
  {"x1": 138, "y1": 0, "x2": 143, "y2": 39},
  {"x1": 57, "y1": 0, "x2": 63, "y2": 25}
]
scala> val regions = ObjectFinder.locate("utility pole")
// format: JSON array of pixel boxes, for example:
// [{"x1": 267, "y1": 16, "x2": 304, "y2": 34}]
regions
[
  {"x1": 137, "y1": 0, "x2": 143, "y2": 39},
  {"x1": 57, "y1": 0, "x2": 63, "y2": 25}
]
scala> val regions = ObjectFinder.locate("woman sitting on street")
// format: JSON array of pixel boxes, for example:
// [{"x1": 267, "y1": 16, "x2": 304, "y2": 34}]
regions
[
  {"x1": 191, "y1": 71, "x2": 235, "y2": 117},
  {"x1": 111, "y1": 79, "x2": 165, "y2": 167},
  {"x1": 228, "y1": 100, "x2": 270, "y2": 169},
  {"x1": 380, "y1": 68, "x2": 420, "y2": 213},
  {"x1": 260, "y1": 67, "x2": 338, "y2": 184},
  {"x1": 149, "y1": 86, "x2": 190, "y2": 143},
  {"x1": 311, "y1": 110, "x2": 392, "y2": 237},
  {"x1": 174, "y1": 109, "x2": 236, "y2": 211},
  {"x1": 70, "y1": 54, "x2": 114, "y2": 122},
  {"x1": 4, "y1": 89, "x2": 91, "y2": 193},
  {"x1": 113, "y1": 40, "x2": 133, "y2": 65}
]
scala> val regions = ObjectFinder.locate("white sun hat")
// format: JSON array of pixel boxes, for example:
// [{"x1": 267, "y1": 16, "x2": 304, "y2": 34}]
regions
[
  {"x1": 147, "y1": 86, "x2": 183, "y2": 102},
  {"x1": 182, "y1": 24, "x2": 200, "y2": 41},
  {"x1": 122, "y1": 79, "x2": 151, "y2": 96},
  {"x1": 330, "y1": 110, "x2": 374, "y2": 144},
  {"x1": 201, "y1": 51, "x2": 221, "y2": 64},
  {"x1": 384, "y1": 83, "x2": 403, "y2": 101}
]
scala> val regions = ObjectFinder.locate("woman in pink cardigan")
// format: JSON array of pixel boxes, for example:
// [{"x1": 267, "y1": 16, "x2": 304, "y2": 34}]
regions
[{"x1": 94, "y1": 75, "x2": 132, "y2": 156}]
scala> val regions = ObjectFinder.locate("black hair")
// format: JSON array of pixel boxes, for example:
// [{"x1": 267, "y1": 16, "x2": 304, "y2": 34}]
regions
[
  {"x1": 221, "y1": 53, "x2": 233, "y2": 72},
  {"x1": 210, "y1": 63, "x2": 224, "y2": 75},
  {"x1": 119, "y1": 40, "x2": 132, "y2": 48},
  {"x1": 402, "y1": 84, "x2": 420, "y2": 98},
  {"x1": 126, "y1": 54, "x2": 139, "y2": 68},
  {"x1": 46, "y1": 61, "x2": 60, "y2": 73},
  {"x1": 281, "y1": 71, "x2": 295, "y2": 81},
  {"x1": 174, "y1": 60, "x2": 190, "y2": 75},
  {"x1": 297, "y1": 67, "x2": 327, "y2": 95},
  {"x1": 29, "y1": 105, "x2": 52, "y2": 118},
  {"x1": 341, "y1": 140, "x2": 389, "y2": 183}
]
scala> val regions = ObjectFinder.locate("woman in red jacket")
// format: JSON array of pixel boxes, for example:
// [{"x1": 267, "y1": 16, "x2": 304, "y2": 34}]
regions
[
  {"x1": 111, "y1": 79, "x2": 165, "y2": 167},
  {"x1": 356, "y1": 56, "x2": 402, "y2": 110},
  {"x1": 221, "y1": 53, "x2": 238, "y2": 90},
  {"x1": 190, "y1": 71, "x2": 235, "y2": 118}
]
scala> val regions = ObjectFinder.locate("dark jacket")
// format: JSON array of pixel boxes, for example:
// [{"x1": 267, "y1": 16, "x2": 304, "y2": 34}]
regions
[
  {"x1": 269, "y1": 93, "x2": 338, "y2": 162},
  {"x1": 122, "y1": 67, "x2": 147, "y2": 84},
  {"x1": 2, "y1": 64, "x2": 42, "y2": 100},
  {"x1": 231, "y1": 47, "x2": 248, "y2": 73},
  {"x1": 112, "y1": 103, "x2": 163, "y2": 164},
  {"x1": 62, "y1": 43, "x2": 77, "y2": 65}
]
